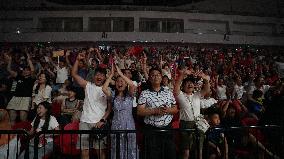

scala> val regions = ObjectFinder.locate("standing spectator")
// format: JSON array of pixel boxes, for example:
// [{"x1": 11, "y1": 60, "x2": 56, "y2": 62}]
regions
[
  {"x1": 173, "y1": 68, "x2": 210, "y2": 159},
  {"x1": 5, "y1": 52, "x2": 35, "y2": 125},
  {"x1": 137, "y1": 67, "x2": 178, "y2": 159},
  {"x1": 216, "y1": 77, "x2": 227, "y2": 100},
  {"x1": 103, "y1": 64, "x2": 138, "y2": 159},
  {"x1": 72, "y1": 53, "x2": 112, "y2": 159},
  {"x1": 48, "y1": 55, "x2": 69, "y2": 92},
  {"x1": 232, "y1": 76, "x2": 245, "y2": 100},
  {"x1": 204, "y1": 111, "x2": 228, "y2": 159}
]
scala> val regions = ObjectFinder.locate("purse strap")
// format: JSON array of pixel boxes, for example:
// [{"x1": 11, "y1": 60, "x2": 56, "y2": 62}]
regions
[{"x1": 185, "y1": 94, "x2": 197, "y2": 121}]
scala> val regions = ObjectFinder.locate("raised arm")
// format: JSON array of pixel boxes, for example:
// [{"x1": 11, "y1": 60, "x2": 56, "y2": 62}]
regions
[
  {"x1": 102, "y1": 64, "x2": 114, "y2": 97},
  {"x1": 65, "y1": 50, "x2": 72, "y2": 68},
  {"x1": 26, "y1": 52, "x2": 35, "y2": 76},
  {"x1": 174, "y1": 68, "x2": 185, "y2": 96},
  {"x1": 141, "y1": 52, "x2": 149, "y2": 80},
  {"x1": 198, "y1": 71, "x2": 211, "y2": 97},
  {"x1": 95, "y1": 48, "x2": 104, "y2": 63},
  {"x1": 4, "y1": 53, "x2": 17, "y2": 78},
  {"x1": 71, "y1": 53, "x2": 87, "y2": 88},
  {"x1": 116, "y1": 65, "x2": 137, "y2": 96}
]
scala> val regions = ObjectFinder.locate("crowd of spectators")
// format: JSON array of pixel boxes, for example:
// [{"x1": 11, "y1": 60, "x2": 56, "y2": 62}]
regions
[{"x1": 0, "y1": 43, "x2": 283, "y2": 159}]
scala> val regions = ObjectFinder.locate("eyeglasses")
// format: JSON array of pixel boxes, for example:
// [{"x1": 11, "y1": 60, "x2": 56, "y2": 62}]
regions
[{"x1": 150, "y1": 74, "x2": 161, "y2": 78}]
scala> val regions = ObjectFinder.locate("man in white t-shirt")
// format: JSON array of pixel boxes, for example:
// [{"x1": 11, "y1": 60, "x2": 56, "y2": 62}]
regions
[
  {"x1": 232, "y1": 77, "x2": 246, "y2": 100},
  {"x1": 71, "y1": 53, "x2": 111, "y2": 159}
]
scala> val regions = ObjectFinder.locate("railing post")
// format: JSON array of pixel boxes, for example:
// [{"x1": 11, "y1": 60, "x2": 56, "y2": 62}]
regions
[
  {"x1": 24, "y1": 132, "x2": 30, "y2": 159},
  {"x1": 34, "y1": 133, "x2": 39, "y2": 159},
  {"x1": 116, "y1": 133, "x2": 120, "y2": 159}
]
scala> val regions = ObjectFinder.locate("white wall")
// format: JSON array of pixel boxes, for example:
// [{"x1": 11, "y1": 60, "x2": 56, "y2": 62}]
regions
[{"x1": 0, "y1": 10, "x2": 283, "y2": 45}]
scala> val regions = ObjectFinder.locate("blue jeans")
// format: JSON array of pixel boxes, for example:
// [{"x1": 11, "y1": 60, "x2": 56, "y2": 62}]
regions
[{"x1": 20, "y1": 141, "x2": 54, "y2": 159}]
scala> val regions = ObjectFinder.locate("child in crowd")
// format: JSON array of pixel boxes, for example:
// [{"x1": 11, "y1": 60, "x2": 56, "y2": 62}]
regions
[
  {"x1": 60, "y1": 86, "x2": 81, "y2": 126},
  {"x1": 205, "y1": 110, "x2": 228, "y2": 159}
]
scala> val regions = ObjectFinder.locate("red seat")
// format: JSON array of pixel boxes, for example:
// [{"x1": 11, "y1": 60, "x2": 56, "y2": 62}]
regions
[
  {"x1": 12, "y1": 121, "x2": 32, "y2": 153},
  {"x1": 57, "y1": 121, "x2": 80, "y2": 156},
  {"x1": 51, "y1": 101, "x2": 61, "y2": 118},
  {"x1": 12, "y1": 121, "x2": 32, "y2": 131}
]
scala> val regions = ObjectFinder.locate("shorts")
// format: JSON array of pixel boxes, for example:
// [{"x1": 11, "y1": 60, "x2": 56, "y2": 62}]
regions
[
  {"x1": 6, "y1": 97, "x2": 31, "y2": 111},
  {"x1": 76, "y1": 122, "x2": 107, "y2": 150},
  {"x1": 180, "y1": 120, "x2": 205, "y2": 151}
]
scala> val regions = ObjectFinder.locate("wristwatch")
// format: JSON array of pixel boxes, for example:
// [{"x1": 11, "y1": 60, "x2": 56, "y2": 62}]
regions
[{"x1": 100, "y1": 119, "x2": 106, "y2": 123}]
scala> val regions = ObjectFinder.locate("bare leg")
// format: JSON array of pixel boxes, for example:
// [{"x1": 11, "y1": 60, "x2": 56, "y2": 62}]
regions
[
  {"x1": 248, "y1": 133, "x2": 280, "y2": 159},
  {"x1": 9, "y1": 110, "x2": 17, "y2": 125},
  {"x1": 81, "y1": 149, "x2": 89, "y2": 159},
  {"x1": 19, "y1": 110, "x2": 28, "y2": 121},
  {"x1": 95, "y1": 149, "x2": 106, "y2": 159},
  {"x1": 182, "y1": 149, "x2": 190, "y2": 159}
]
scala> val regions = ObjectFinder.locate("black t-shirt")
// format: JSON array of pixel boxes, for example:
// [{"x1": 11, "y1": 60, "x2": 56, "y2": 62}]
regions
[{"x1": 14, "y1": 75, "x2": 35, "y2": 97}]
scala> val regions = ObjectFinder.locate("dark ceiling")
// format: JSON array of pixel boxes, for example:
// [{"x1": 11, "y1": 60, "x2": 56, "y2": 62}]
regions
[{"x1": 46, "y1": 0, "x2": 203, "y2": 6}]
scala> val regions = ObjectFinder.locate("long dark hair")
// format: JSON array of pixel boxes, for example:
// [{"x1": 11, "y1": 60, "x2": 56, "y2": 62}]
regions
[
  {"x1": 33, "y1": 101, "x2": 52, "y2": 131},
  {"x1": 34, "y1": 72, "x2": 50, "y2": 94}
]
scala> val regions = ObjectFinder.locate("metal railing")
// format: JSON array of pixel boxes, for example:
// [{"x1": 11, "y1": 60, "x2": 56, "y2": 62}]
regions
[
  {"x1": 0, "y1": 129, "x2": 30, "y2": 159},
  {"x1": 1, "y1": 125, "x2": 283, "y2": 159}
]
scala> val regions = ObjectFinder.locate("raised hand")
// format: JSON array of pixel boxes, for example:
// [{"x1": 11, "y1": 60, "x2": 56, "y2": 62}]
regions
[
  {"x1": 4, "y1": 53, "x2": 12, "y2": 61},
  {"x1": 184, "y1": 68, "x2": 194, "y2": 76},
  {"x1": 66, "y1": 50, "x2": 71, "y2": 57},
  {"x1": 26, "y1": 52, "x2": 31, "y2": 60},
  {"x1": 115, "y1": 65, "x2": 123, "y2": 76},
  {"x1": 198, "y1": 71, "x2": 210, "y2": 81},
  {"x1": 108, "y1": 63, "x2": 115, "y2": 78},
  {"x1": 76, "y1": 52, "x2": 85, "y2": 61}
]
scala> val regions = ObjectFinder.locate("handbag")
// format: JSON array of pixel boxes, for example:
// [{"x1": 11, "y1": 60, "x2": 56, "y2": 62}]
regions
[
  {"x1": 195, "y1": 115, "x2": 210, "y2": 133},
  {"x1": 186, "y1": 94, "x2": 210, "y2": 133}
]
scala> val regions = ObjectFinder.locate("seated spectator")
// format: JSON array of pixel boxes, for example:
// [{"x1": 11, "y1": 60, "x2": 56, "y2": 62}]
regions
[
  {"x1": 60, "y1": 86, "x2": 80, "y2": 126},
  {"x1": 20, "y1": 101, "x2": 59, "y2": 159},
  {"x1": 57, "y1": 79, "x2": 72, "y2": 103},
  {"x1": 29, "y1": 72, "x2": 52, "y2": 120}
]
